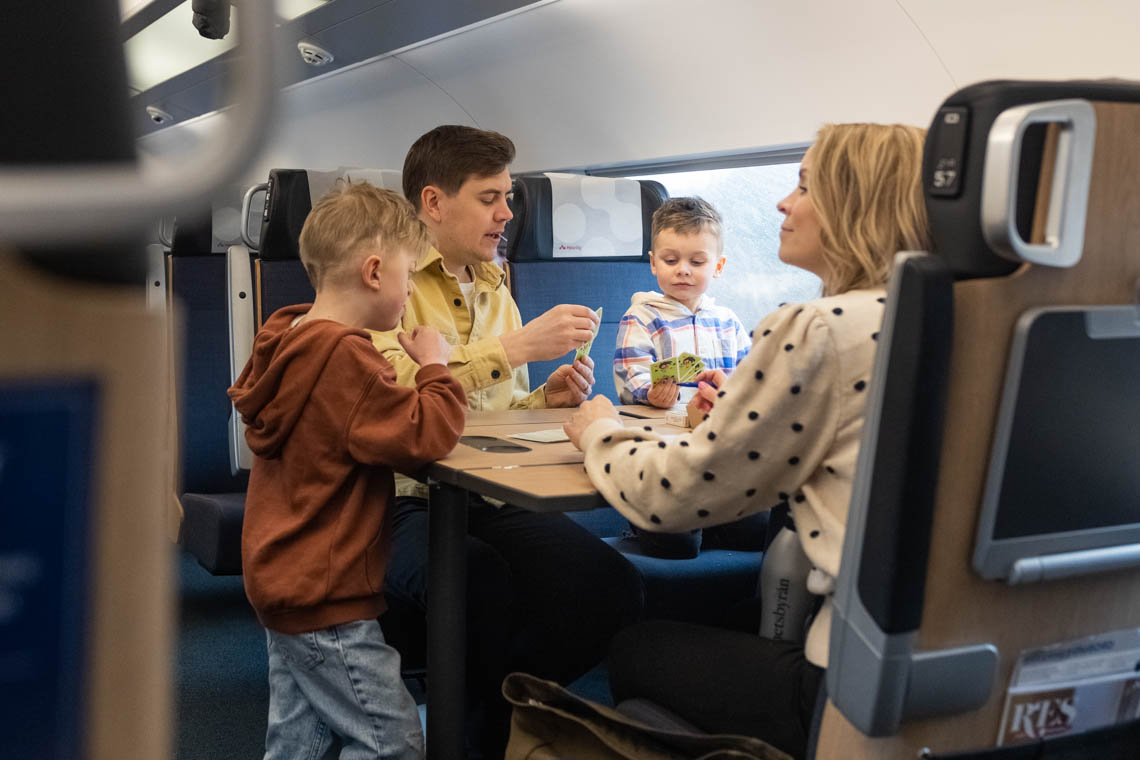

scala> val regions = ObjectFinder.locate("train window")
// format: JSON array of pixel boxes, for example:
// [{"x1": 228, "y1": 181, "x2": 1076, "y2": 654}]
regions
[{"x1": 628, "y1": 163, "x2": 821, "y2": 332}]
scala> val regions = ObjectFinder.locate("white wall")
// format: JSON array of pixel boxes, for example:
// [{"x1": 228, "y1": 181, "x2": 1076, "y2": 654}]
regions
[{"x1": 137, "y1": 0, "x2": 1140, "y2": 180}]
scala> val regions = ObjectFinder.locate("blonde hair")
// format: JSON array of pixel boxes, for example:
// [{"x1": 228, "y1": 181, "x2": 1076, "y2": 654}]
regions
[
  {"x1": 807, "y1": 123, "x2": 933, "y2": 296},
  {"x1": 298, "y1": 182, "x2": 429, "y2": 290}
]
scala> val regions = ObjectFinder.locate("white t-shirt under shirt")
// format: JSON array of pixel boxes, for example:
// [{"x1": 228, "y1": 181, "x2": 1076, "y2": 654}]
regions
[{"x1": 457, "y1": 279, "x2": 476, "y2": 319}]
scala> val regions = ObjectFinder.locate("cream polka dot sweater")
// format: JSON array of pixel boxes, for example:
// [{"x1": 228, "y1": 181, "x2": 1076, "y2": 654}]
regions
[{"x1": 579, "y1": 288, "x2": 886, "y2": 668}]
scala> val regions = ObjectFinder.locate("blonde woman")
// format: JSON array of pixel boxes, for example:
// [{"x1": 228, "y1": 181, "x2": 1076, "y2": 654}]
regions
[{"x1": 564, "y1": 123, "x2": 933, "y2": 759}]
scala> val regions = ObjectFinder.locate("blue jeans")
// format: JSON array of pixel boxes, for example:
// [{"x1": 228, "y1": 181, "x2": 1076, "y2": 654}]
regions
[{"x1": 264, "y1": 619, "x2": 424, "y2": 760}]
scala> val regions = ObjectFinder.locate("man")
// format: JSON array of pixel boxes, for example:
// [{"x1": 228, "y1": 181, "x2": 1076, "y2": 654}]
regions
[{"x1": 372, "y1": 125, "x2": 645, "y2": 757}]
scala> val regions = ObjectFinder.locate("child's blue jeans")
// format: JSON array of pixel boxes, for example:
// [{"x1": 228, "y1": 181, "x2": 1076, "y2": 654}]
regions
[{"x1": 264, "y1": 618, "x2": 424, "y2": 760}]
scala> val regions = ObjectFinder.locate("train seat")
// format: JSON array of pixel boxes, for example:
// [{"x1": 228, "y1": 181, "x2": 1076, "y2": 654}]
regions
[
  {"x1": 506, "y1": 172, "x2": 767, "y2": 624},
  {"x1": 505, "y1": 172, "x2": 666, "y2": 403},
  {"x1": 171, "y1": 210, "x2": 252, "y2": 575},
  {"x1": 816, "y1": 79, "x2": 1140, "y2": 759},
  {"x1": 254, "y1": 167, "x2": 404, "y2": 320}
]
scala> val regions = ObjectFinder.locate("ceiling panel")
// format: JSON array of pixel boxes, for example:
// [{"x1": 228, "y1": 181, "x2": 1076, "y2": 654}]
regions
[
  {"x1": 136, "y1": 54, "x2": 474, "y2": 183},
  {"x1": 396, "y1": 0, "x2": 953, "y2": 171},
  {"x1": 136, "y1": 0, "x2": 1140, "y2": 179},
  {"x1": 130, "y1": 0, "x2": 550, "y2": 137},
  {"x1": 899, "y1": 0, "x2": 1140, "y2": 85}
]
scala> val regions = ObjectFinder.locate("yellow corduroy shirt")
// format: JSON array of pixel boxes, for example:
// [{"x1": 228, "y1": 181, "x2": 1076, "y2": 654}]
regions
[{"x1": 371, "y1": 247, "x2": 548, "y2": 497}]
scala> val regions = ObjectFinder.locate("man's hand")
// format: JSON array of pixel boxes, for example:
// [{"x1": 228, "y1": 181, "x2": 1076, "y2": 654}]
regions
[
  {"x1": 646, "y1": 379, "x2": 680, "y2": 408},
  {"x1": 500, "y1": 304, "x2": 599, "y2": 367},
  {"x1": 397, "y1": 326, "x2": 452, "y2": 368},
  {"x1": 564, "y1": 395, "x2": 620, "y2": 449},
  {"x1": 544, "y1": 357, "x2": 595, "y2": 408},
  {"x1": 685, "y1": 369, "x2": 727, "y2": 426}
]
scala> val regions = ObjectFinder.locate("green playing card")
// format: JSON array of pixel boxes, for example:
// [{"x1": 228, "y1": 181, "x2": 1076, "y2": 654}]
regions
[
  {"x1": 650, "y1": 357, "x2": 678, "y2": 384},
  {"x1": 574, "y1": 307, "x2": 603, "y2": 361},
  {"x1": 676, "y1": 352, "x2": 705, "y2": 382}
]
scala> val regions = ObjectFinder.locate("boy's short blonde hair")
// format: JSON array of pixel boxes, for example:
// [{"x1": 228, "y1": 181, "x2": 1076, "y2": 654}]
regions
[
  {"x1": 650, "y1": 197, "x2": 723, "y2": 251},
  {"x1": 298, "y1": 182, "x2": 429, "y2": 290}
]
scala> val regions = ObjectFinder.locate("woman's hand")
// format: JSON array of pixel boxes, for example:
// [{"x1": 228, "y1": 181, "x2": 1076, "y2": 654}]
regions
[
  {"x1": 564, "y1": 396, "x2": 620, "y2": 449},
  {"x1": 685, "y1": 369, "x2": 727, "y2": 427}
]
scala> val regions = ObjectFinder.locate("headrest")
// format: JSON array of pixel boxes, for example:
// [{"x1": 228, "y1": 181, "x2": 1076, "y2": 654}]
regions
[
  {"x1": 258, "y1": 168, "x2": 404, "y2": 261},
  {"x1": 170, "y1": 183, "x2": 251, "y2": 255},
  {"x1": 924, "y1": 79, "x2": 1140, "y2": 279},
  {"x1": 170, "y1": 212, "x2": 214, "y2": 255},
  {"x1": 505, "y1": 173, "x2": 667, "y2": 262}
]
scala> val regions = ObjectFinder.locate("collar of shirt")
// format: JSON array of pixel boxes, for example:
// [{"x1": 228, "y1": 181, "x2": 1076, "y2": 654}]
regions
[{"x1": 417, "y1": 246, "x2": 506, "y2": 294}]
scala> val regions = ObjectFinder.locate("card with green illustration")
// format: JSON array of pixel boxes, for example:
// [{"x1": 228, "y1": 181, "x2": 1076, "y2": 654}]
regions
[
  {"x1": 651, "y1": 353, "x2": 706, "y2": 385},
  {"x1": 574, "y1": 307, "x2": 603, "y2": 361},
  {"x1": 676, "y1": 352, "x2": 705, "y2": 383},
  {"x1": 650, "y1": 357, "x2": 678, "y2": 384}
]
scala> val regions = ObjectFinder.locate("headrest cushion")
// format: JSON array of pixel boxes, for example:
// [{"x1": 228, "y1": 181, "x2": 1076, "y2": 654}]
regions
[
  {"x1": 924, "y1": 79, "x2": 1140, "y2": 279},
  {"x1": 506, "y1": 174, "x2": 667, "y2": 261},
  {"x1": 259, "y1": 168, "x2": 404, "y2": 260},
  {"x1": 547, "y1": 173, "x2": 644, "y2": 258}
]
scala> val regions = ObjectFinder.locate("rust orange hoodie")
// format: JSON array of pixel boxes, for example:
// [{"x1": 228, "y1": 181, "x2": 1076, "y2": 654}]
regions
[{"x1": 228, "y1": 304, "x2": 466, "y2": 633}]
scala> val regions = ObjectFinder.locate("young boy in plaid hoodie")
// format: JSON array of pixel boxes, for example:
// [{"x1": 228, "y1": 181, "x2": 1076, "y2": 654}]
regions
[{"x1": 612, "y1": 197, "x2": 754, "y2": 558}]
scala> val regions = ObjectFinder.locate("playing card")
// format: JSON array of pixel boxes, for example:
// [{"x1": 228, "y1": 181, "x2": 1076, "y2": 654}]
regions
[
  {"x1": 650, "y1": 357, "x2": 679, "y2": 384},
  {"x1": 676, "y1": 353, "x2": 705, "y2": 382},
  {"x1": 574, "y1": 307, "x2": 603, "y2": 361}
]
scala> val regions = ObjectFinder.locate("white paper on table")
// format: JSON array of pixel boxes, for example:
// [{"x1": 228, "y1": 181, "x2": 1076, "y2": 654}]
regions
[{"x1": 507, "y1": 428, "x2": 570, "y2": 443}]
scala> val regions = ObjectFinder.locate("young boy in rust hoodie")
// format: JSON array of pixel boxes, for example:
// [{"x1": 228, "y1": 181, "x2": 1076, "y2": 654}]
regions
[{"x1": 228, "y1": 182, "x2": 466, "y2": 759}]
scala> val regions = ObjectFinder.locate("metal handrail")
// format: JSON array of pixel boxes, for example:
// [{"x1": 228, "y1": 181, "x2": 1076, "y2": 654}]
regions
[
  {"x1": 240, "y1": 182, "x2": 268, "y2": 251},
  {"x1": 0, "y1": 1, "x2": 276, "y2": 246},
  {"x1": 158, "y1": 217, "x2": 175, "y2": 249}
]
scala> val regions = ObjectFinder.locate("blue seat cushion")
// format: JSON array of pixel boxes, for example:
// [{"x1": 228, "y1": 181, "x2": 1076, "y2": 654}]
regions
[
  {"x1": 170, "y1": 254, "x2": 251, "y2": 496},
  {"x1": 180, "y1": 492, "x2": 245, "y2": 575},
  {"x1": 564, "y1": 506, "x2": 631, "y2": 538}
]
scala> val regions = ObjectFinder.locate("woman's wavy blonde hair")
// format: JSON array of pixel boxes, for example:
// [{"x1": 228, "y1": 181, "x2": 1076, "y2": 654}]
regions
[{"x1": 807, "y1": 123, "x2": 933, "y2": 296}]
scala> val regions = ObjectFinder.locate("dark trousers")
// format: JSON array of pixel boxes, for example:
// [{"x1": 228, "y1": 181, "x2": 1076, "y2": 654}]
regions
[
  {"x1": 630, "y1": 511, "x2": 771, "y2": 559},
  {"x1": 608, "y1": 620, "x2": 824, "y2": 760},
  {"x1": 383, "y1": 495, "x2": 646, "y2": 757}
]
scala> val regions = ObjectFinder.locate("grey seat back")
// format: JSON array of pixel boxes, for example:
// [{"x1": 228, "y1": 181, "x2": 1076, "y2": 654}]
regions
[{"x1": 818, "y1": 79, "x2": 1140, "y2": 759}]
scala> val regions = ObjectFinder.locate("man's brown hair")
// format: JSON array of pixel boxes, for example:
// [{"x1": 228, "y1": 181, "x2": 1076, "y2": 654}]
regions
[
  {"x1": 402, "y1": 125, "x2": 516, "y2": 212},
  {"x1": 650, "y1": 196, "x2": 723, "y2": 250},
  {"x1": 298, "y1": 181, "x2": 429, "y2": 290}
]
